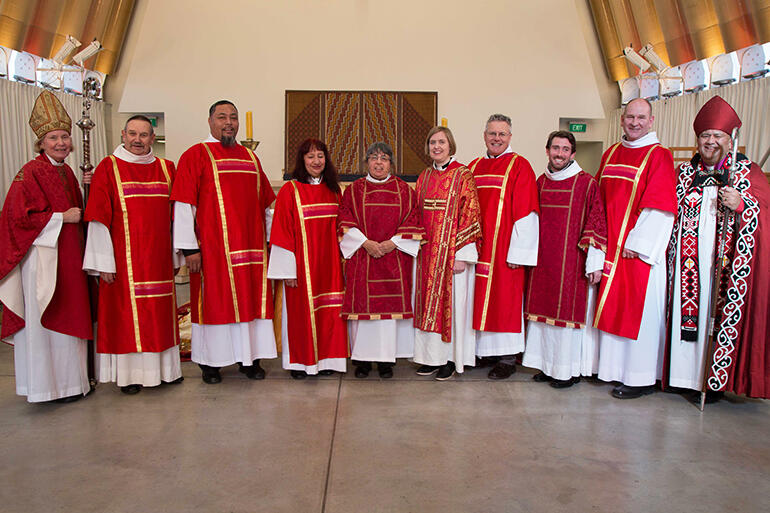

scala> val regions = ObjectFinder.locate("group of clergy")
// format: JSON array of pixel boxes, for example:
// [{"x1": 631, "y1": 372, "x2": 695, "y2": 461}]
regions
[{"x1": 1, "y1": 90, "x2": 768, "y2": 405}]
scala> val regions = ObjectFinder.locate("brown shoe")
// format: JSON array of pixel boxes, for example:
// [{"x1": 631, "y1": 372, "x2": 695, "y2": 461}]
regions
[{"x1": 488, "y1": 362, "x2": 516, "y2": 380}]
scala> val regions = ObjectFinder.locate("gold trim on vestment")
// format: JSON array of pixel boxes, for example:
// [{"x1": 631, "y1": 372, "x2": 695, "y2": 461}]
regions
[
  {"x1": 292, "y1": 181, "x2": 319, "y2": 361},
  {"x1": 203, "y1": 144, "x2": 241, "y2": 322},
  {"x1": 136, "y1": 292, "x2": 174, "y2": 299},
  {"x1": 160, "y1": 157, "x2": 179, "y2": 345},
  {"x1": 593, "y1": 143, "x2": 659, "y2": 328},
  {"x1": 110, "y1": 155, "x2": 142, "y2": 352},
  {"x1": 471, "y1": 155, "x2": 517, "y2": 330}
]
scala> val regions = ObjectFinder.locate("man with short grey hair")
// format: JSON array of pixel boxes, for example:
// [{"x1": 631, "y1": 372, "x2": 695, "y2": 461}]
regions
[{"x1": 469, "y1": 114, "x2": 540, "y2": 379}]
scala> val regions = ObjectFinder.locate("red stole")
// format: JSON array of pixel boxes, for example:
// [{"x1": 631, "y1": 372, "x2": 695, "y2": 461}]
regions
[
  {"x1": 271, "y1": 181, "x2": 348, "y2": 365},
  {"x1": 85, "y1": 155, "x2": 179, "y2": 354},
  {"x1": 594, "y1": 142, "x2": 676, "y2": 339},
  {"x1": 414, "y1": 161, "x2": 481, "y2": 342},
  {"x1": 470, "y1": 153, "x2": 539, "y2": 333},
  {"x1": 171, "y1": 142, "x2": 275, "y2": 325},
  {"x1": 0, "y1": 155, "x2": 92, "y2": 340},
  {"x1": 525, "y1": 171, "x2": 607, "y2": 327},
  {"x1": 338, "y1": 176, "x2": 424, "y2": 319}
]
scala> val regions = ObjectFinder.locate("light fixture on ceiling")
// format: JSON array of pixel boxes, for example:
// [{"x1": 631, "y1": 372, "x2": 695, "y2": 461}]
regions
[{"x1": 72, "y1": 39, "x2": 103, "y2": 67}]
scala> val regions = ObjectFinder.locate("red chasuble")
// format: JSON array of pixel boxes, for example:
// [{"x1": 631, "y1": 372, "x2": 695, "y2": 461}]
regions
[
  {"x1": 593, "y1": 142, "x2": 676, "y2": 339},
  {"x1": 414, "y1": 161, "x2": 481, "y2": 342},
  {"x1": 338, "y1": 175, "x2": 425, "y2": 319},
  {"x1": 85, "y1": 155, "x2": 179, "y2": 354},
  {"x1": 0, "y1": 155, "x2": 92, "y2": 340},
  {"x1": 525, "y1": 170, "x2": 607, "y2": 327},
  {"x1": 271, "y1": 181, "x2": 348, "y2": 366},
  {"x1": 665, "y1": 155, "x2": 770, "y2": 398},
  {"x1": 470, "y1": 153, "x2": 539, "y2": 333},
  {"x1": 171, "y1": 142, "x2": 275, "y2": 325}
]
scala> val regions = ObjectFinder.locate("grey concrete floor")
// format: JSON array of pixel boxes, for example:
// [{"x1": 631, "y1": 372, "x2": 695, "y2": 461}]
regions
[{"x1": 1, "y1": 342, "x2": 769, "y2": 513}]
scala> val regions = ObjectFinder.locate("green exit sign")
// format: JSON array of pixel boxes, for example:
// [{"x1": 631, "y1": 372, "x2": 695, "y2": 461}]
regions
[{"x1": 569, "y1": 122, "x2": 587, "y2": 133}]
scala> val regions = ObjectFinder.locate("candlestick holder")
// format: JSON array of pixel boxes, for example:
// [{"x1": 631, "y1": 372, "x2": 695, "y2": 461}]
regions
[{"x1": 241, "y1": 138, "x2": 260, "y2": 151}]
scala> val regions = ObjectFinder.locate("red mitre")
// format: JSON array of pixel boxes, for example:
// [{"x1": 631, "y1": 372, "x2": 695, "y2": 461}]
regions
[{"x1": 693, "y1": 96, "x2": 741, "y2": 136}]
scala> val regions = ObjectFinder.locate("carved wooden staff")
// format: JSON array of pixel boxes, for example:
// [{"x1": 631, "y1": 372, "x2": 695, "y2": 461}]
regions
[
  {"x1": 700, "y1": 126, "x2": 740, "y2": 411},
  {"x1": 76, "y1": 77, "x2": 101, "y2": 387}
]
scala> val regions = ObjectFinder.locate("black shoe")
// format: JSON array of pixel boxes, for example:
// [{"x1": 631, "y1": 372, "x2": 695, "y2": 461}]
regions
[
  {"x1": 377, "y1": 363, "x2": 394, "y2": 379},
  {"x1": 54, "y1": 394, "x2": 83, "y2": 403},
  {"x1": 239, "y1": 360, "x2": 266, "y2": 380},
  {"x1": 416, "y1": 365, "x2": 439, "y2": 376},
  {"x1": 355, "y1": 363, "x2": 371, "y2": 378},
  {"x1": 550, "y1": 376, "x2": 580, "y2": 389},
  {"x1": 290, "y1": 370, "x2": 307, "y2": 380},
  {"x1": 532, "y1": 371, "x2": 552, "y2": 383},
  {"x1": 199, "y1": 364, "x2": 222, "y2": 384},
  {"x1": 611, "y1": 384, "x2": 654, "y2": 399},
  {"x1": 318, "y1": 369, "x2": 335, "y2": 376},
  {"x1": 475, "y1": 355, "x2": 500, "y2": 368},
  {"x1": 704, "y1": 391, "x2": 725, "y2": 404},
  {"x1": 121, "y1": 384, "x2": 142, "y2": 395},
  {"x1": 435, "y1": 361, "x2": 456, "y2": 381},
  {"x1": 488, "y1": 362, "x2": 516, "y2": 380},
  {"x1": 166, "y1": 376, "x2": 184, "y2": 385}
]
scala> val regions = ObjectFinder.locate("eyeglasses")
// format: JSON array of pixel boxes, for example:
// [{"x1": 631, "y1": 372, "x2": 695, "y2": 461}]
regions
[
  {"x1": 485, "y1": 131, "x2": 510, "y2": 138},
  {"x1": 367, "y1": 155, "x2": 391, "y2": 162}
]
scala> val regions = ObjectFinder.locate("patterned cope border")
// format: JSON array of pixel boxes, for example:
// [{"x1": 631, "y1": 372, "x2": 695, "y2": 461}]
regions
[
  {"x1": 668, "y1": 156, "x2": 759, "y2": 391},
  {"x1": 285, "y1": 90, "x2": 436, "y2": 181}
]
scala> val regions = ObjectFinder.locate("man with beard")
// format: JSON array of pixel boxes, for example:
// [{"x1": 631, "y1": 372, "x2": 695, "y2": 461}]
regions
[
  {"x1": 83, "y1": 115, "x2": 183, "y2": 394},
  {"x1": 594, "y1": 98, "x2": 677, "y2": 399},
  {"x1": 171, "y1": 100, "x2": 277, "y2": 384},
  {"x1": 522, "y1": 131, "x2": 607, "y2": 388},
  {"x1": 665, "y1": 95, "x2": 770, "y2": 402},
  {"x1": 469, "y1": 114, "x2": 540, "y2": 380}
]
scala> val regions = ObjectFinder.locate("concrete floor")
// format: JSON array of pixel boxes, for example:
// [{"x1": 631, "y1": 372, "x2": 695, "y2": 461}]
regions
[{"x1": 0, "y1": 341, "x2": 769, "y2": 513}]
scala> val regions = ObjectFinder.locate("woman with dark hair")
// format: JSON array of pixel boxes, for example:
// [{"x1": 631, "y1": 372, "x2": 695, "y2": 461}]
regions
[{"x1": 267, "y1": 138, "x2": 348, "y2": 378}]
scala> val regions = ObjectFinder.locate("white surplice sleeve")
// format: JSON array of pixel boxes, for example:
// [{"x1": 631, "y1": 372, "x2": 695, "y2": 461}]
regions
[
  {"x1": 83, "y1": 221, "x2": 115, "y2": 274},
  {"x1": 506, "y1": 212, "x2": 539, "y2": 266},
  {"x1": 392, "y1": 235, "x2": 420, "y2": 257},
  {"x1": 266, "y1": 245, "x2": 297, "y2": 280},
  {"x1": 624, "y1": 208, "x2": 675, "y2": 265},
  {"x1": 265, "y1": 207, "x2": 274, "y2": 242},
  {"x1": 34, "y1": 212, "x2": 63, "y2": 248},
  {"x1": 173, "y1": 202, "x2": 198, "y2": 250},
  {"x1": 585, "y1": 246, "x2": 605, "y2": 275},
  {"x1": 456, "y1": 242, "x2": 478, "y2": 264},
  {"x1": 340, "y1": 228, "x2": 367, "y2": 259}
]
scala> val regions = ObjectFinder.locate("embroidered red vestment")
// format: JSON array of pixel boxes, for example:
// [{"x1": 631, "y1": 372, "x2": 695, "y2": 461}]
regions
[
  {"x1": 338, "y1": 176, "x2": 425, "y2": 319},
  {"x1": 171, "y1": 142, "x2": 275, "y2": 325},
  {"x1": 414, "y1": 161, "x2": 481, "y2": 342},
  {"x1": 271, "y1": 181, "x2": 348, "y2": 365},
  {"x1": 664, "y1": 154, "x2": 770, "y2": 398},
  {"x1": 593, "y1": 142, "x2": 676, "y2": 339},
  {"x1": 0, "y1": 155, "x2": 92, "y2": 340},
  {"x1": 85, "y1": 155, "x2": 180, "y2": 354},
  {"x1": 525, "y1": 171, "x2": 607, "y2": 327},
  {"x1": 470, "y1": 153, "x2": 539, "y2": 333}
]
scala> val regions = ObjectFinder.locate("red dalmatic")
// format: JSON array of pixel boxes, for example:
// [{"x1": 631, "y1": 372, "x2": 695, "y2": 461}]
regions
[
  {"x1": 171, "y1": 142, "x2": 275, "y2": 325},
  {"x1": 414, "y1": 161, "x2": 481, "y2": 342},
  {"x1": 85, "y1": 156, "x2": 180, "y2": 354},
  {"x1": 338, "y1": 176, "x2": 425, "y2": 319},
  {"x1": 0, "y1": 155, "x2": 92, "y2": 340},
  {"x1": 470, "y1": 153, "x2": 539, "y2": 333},
  {"x1": 525, "y1": 171, "x2": 607, "y2": 327},
  {"x1": 594, "y1": 142, "x2": 676, "y2": 339},
  {"x1": 271, "y1": 181, "x2": 348, "y2": 366}
]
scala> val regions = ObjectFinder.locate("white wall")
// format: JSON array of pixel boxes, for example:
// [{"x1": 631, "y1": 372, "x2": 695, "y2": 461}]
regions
[{"x1": 105, "y1": 0, "x2": 619, "y2": 181}]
